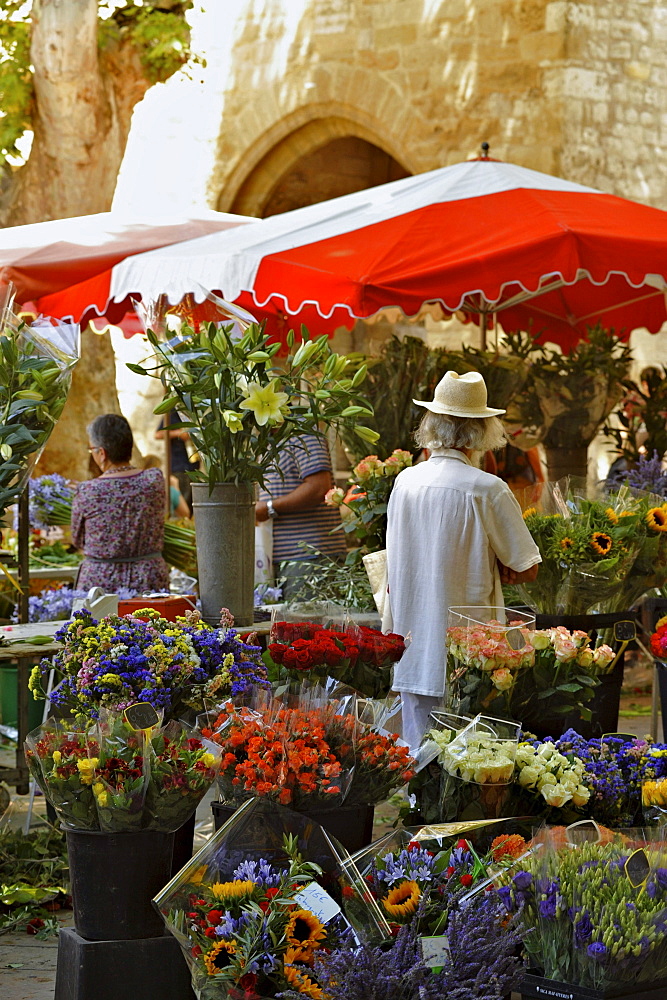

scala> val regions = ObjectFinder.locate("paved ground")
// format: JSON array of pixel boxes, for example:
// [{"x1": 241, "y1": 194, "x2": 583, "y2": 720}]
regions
[{"x1": 0, "y1": 651, "x2": 661, "y2": 1000}]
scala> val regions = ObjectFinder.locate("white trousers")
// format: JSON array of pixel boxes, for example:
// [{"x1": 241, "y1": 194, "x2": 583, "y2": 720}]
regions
[{"x1": 401, "y1": 692, "x2": 442, "y2": 751}]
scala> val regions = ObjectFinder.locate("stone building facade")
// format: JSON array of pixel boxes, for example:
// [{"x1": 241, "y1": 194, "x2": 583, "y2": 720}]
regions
[{"x1": 109, "y1": 0, "x2": 667, "y2": 478}]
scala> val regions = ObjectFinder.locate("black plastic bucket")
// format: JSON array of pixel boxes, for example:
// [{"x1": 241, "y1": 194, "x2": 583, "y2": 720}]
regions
[
  {"x1": 66, "y1": 829, "x2": 174, "y2": 941},
  {"x1": 212, "y1": 800, "x2": 375, "y2": 853}
]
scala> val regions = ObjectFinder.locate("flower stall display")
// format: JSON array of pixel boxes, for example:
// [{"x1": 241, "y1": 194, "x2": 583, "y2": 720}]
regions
[
  {"x1": 517, "y1": 481, "x2": 667, "y2": 614},
  {"x1": 332, "y1": 829, "x2": 527, "y2": 999},
  {"x1": 267, "y1": 616, "x2": 406, "y2": 699},
  {"x1": 445, "y1": 607, "x2": 614, "y2": 730},
  {"x1": 201, "y1": 693, "x2": 414, "y2": 813},
  {"x1": 153, "y1": 797, "x2": 389, "y2": 1000},
  {"x1": 412, "y1": 720, "x2": 667, "y2": 831},
  {"x1": 0, "y1": 306, "x2": 79, "y2": 515},
  {"x1": 498, "y1": 828, "x2": 667, "y2": 996},
  {"x1": 24, "y1": 711, "x2": 220, "y2": 833},
  {"x1": 28, "y1": 607, "x2": 268, "y2": 721}
]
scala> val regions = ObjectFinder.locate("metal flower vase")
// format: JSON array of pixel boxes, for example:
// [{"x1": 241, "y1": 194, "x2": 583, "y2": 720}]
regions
[{"x1": 191, "y1": 482, "x2": 255, "y2": 627}]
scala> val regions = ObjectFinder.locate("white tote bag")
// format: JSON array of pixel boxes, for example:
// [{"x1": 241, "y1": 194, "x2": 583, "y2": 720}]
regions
[
  {"x1": 362, "y1": 548, "x2": 389, "y2": 623},
  {"x1": 255, "y1": 521, "x2": 274, "y2": 585}
]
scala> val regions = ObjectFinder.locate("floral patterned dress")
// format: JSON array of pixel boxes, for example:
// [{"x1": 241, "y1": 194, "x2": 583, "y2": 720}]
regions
[{"x1": 71, "y1": 468, "x2": 170, "y2": 593}]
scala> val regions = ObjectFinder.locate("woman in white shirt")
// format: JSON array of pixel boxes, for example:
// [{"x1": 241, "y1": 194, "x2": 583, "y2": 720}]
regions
[{"x1": 385, "y1": 371, "x2": 541, "y2": 749}]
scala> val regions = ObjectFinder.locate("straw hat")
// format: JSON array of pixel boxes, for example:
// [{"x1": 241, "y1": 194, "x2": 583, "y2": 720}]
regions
[{"x1": 413, "y1": 370, "x2": 506, "y2": 418}]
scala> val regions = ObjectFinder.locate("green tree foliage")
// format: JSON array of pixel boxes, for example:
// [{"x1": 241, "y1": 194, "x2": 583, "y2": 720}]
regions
[{"x1": 0, "y1": 0, "x2": 194, "y2": 166}]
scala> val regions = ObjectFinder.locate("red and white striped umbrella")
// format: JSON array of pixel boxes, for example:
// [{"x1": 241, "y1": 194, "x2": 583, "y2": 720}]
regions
[
  {"x1": 43, "y1": 158, "x2": 667, "y2": 348},
  {"x1": 0, "y1": 209, "x2": 255, "y2": 324}
]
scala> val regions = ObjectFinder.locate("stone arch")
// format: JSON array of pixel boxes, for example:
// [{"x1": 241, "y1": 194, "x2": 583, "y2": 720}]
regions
[
  {"x1": 213, "y1": 65, "x2": 424, "y2": 216},
  {"x1": 223, "y1": 116, "x2": 411, "y2": 217}
]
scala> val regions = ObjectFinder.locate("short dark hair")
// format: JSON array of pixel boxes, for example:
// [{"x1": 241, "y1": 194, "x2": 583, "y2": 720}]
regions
[{"x1": 87, "y1": 414, "x2": 133, "y2": 462}]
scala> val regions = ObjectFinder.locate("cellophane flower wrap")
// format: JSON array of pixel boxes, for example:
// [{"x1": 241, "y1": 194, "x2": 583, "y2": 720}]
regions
[
  {"x1": 331, "y1": 828, "x2": 526, "y2": 999},
  {"x1": 202, "y1": 687, "x2": 414, "y2": 811},
  {"x1": 517, "y1": 479, "x2": 664, "y2": 615},
  {"x1": 412, "y1": 718, "x2": 594, "y2": 828},
  {"x1": 445, "y1": 606, "x2": 614, "y2": 727},
  {"x1": 267, "y1": 616, "x2": 406, "y2": 699},
  {"x1": 498, "y1": 826, "x2": 667, "y2": 991},
  {"x1": 29, "y1": 607, "x2": 268, "y2": 721},
  {"x1": 0, "y1": 291, "x2": 80, "y2": 514},
  {"x1": 153, "y1": 797, "x2": 389, "y2": 1000},
  {"x1": 24, "y1": 711, "x2": 220, "y2": 832}
]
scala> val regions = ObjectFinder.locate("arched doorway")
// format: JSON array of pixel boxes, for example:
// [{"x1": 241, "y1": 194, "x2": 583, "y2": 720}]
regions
[{"x1": 228, "y1": 134, "x2": 410, "y2": 218}]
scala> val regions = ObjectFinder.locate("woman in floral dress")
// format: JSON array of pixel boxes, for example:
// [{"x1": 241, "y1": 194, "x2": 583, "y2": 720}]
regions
[{"x1": 72, "y1": 414, "x2": 170, "y2": 593}]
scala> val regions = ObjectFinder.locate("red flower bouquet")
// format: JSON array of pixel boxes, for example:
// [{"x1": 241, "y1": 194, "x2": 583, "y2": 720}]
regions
[
  {"x1": 650, "y1": 614, "x2": 667, "y2": 659},
  {"x1": 202, "y1": 697, "x2": 414, "y2": 811},
  {"x1": 267, "y1": 621, "x2": 406, "y2": 698}
]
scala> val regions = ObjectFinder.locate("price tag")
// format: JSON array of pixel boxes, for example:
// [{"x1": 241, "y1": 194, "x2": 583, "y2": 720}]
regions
[
  {"x1": 291, "y1": 882, "x2": 341, "y2": 924},
  {"x1": 624, "y1": 848, "x2": 650, "y2": 889},
  {"x1": 124, "y1": 702, "x2": 160, "y2": 731},
  {"x1": 420, "y1": 935, "x2": 451, "y2": 971}
]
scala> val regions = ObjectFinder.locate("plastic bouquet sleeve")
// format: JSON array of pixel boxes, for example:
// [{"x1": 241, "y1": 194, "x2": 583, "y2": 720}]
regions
[
  {"x1": 92, "y1": 713, "x2": 152, "y2": 833},
  {"x1": 24, "y1": 720, "x2": 101, "y2": 831},
  {"x1": 0, "y1": 301, "x2": 80, "y2": 513},
  {"x1": 152, "y1": 798, "x2": 390, "y2": 1000},
  {"x1": 144, "y1": 721, "x2": 221, "y2": 832}
]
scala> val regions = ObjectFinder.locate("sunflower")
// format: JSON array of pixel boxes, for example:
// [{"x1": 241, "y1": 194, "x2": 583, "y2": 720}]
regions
[
  {"x1": 522, "y1": 507, "x2": 537, "y2": 520},
  {"x1": 382, "y1": 880, "x2": 421, "y2": 918},
  {"x1": 559, "y1": 536, "x2": 574, "y2": 551},
  {"x1": 210, "y1": 879, "x2": 256, "y2": 901},
  {"x1": 285, "y1": 909, "x2": 327, "y2": 951},
  {"x1": 605, "y1": 507, "x2": 619, "y2": 524},
  {"x1": 283, "y1": 959, "x2": 324, "y2": 999},
  {"x1": 647, "y1": 507, "x2": 667, "y2": 532},
  {"x1": 590, "y1": 532, "x2": 612, "y2": 555},
  {"x1": 203, "y1": 939, "x2": 236, "y2": 975},
  {"x1": 285, "y1": 945, "x2": 314, "y2": 968}
]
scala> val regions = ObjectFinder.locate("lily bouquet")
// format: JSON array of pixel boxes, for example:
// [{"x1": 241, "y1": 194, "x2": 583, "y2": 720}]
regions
[
  {"x1": 154, "y1": 797, "x2": 389, "y2": 1000},
  {"x1": 445, "y1": 607, "x2": 614, "y2": 728},
  {"x1": 130, "y1": 314, "x2": 379, "y2": 489},
  {"x1": 29, "y1": 607, "x2": 268, "y2": 721},
  {"x1": 0, "y1": 296, "x2": 79, "y2": 514},
  {"x1": 498, "y1": 829, "x2": 667, "y2": 992},
  {"x1": 24, "y1": 712, "x2": 220, "y2": 833}
]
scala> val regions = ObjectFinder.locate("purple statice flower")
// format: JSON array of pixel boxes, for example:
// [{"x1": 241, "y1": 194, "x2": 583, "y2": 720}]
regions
[
  {"x1": 232, "y1": 858, "x2": 281, "y2": 887},
  {"x1": 12, "y1": 587, "x2": 88, "y2": 623}
]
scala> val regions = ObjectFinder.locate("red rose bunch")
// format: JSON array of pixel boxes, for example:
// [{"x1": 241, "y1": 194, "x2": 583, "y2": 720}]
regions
[{"x1": 267, "y1": 627, "x2": 359, "y2": 678}]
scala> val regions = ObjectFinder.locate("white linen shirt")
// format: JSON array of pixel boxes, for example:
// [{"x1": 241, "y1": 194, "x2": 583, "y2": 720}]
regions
[{"x1": 385, "y1": 449, "x2": 541, "y2": 698}]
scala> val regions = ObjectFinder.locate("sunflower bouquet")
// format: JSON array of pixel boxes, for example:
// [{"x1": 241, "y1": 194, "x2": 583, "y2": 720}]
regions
[
  {"x1": 154, "y1": 798, "x2": 389, "y2": 1000},
  {"x1": 517, "y1": 481, "x2": 658, "y2": 614}
]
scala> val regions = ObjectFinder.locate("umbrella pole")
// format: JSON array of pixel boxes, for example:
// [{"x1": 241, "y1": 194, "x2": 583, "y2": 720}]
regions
[{"x1": 480, "y1": 310, "x2": 488, "y2": 350}]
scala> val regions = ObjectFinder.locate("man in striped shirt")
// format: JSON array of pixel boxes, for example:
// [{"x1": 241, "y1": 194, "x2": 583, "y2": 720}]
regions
[{"x1": 256, "y1": 434, "x2": 346, "y2": 597}]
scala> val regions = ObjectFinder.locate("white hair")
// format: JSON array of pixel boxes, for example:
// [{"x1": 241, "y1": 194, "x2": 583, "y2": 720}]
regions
[{"x1": 415, "y1": 411, "x2": 507, "y2": 453}]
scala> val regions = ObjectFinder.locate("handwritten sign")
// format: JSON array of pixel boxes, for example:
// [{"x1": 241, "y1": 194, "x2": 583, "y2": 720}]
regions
[
  {"x1": 291, "y1": 882, "x2": 341, "y2": 924},
  {"x1": 124, "y1": 702, "x2": 160, "y2": 731},
  {"x1": 420, "y1": 935, "x2": 451, "y2": 971}
]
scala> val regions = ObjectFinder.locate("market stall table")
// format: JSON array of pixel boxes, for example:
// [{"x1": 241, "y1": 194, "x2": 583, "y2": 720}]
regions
[{"x1": 0, "y1": 621, "x2": 62, "y2": 793}]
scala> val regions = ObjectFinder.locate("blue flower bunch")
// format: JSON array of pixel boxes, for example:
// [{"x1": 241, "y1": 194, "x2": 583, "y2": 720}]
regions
[
  {"x1": 498, "y1": 838, "x2": 667, "y2": 990},
  {"x1": 543, "y1": 729, "x2": 667, "y2": 827},
  {"x1": 29, "y1": 607, "x2": 268, "y2": 720},
  {"x1": 19, "y1": 474, "x2": 75, "y2": 530},
  {"x1": 12, "y1": 585, "x2": 136, "y2": 624}
]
